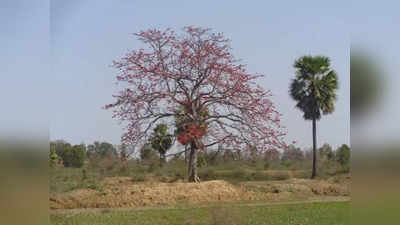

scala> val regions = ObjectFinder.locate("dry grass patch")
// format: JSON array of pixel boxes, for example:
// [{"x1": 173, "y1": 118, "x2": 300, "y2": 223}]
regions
[
  {"x1": 241, "y1": 177, "x2": 349, "y2": 200},
  {"x1": 50, "y1": 178, "x2": 260, "y2": 209}
]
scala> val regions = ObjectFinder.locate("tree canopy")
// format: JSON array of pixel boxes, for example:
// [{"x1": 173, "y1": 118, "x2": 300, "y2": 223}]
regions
[
  {"x1": 105, "y1": 26, "x2": 287, "y2": 154},
  {"x1": 290, "y1": 56, "x2": 338, "y2": 120}
]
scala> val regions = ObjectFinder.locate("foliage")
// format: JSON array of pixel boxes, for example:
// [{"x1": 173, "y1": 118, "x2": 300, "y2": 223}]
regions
[
  {"x1": 139, "y1": 143, "x2": 158, "y2": 161},
  {"x1": 281, "y1": 144, "x2": 304, "y2": 162},
  {"x1": 50, "y1": 141, "x2": 86, "y2": 168},
  {"x1": 290, "y1": 55, "x2": 338, "y2": 120},
  {"x1": 197, "y1": 153, "x2": 207, "y2": 168},
  {"x1": 336, "y1": 144, "x2": 350, "y2": 170},
  {"x1": 319, "y1": 143, "x2": 335, "y2": 160},
  {"x1": 62, "y1": 144, "x2": 86, "y2": 168},
  {"x1": 150, "y1": 124, "x2": 173, "y2": 163},
  {"x1": 175, "y1": 106, "x2": 208, "y2": 145},
  {"x1": 49, "y1": 143, "x2": 62, "y2": 167},
  {"x1": 87, "y1": 141, "x2": 117, "y2": 159},
  {"x1": 117, "y1": 143, "x2": 135, "y2": 161}
]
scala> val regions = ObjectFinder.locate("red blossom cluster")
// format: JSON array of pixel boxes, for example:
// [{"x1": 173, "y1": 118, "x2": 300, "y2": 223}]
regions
[
  {"x1": 106, "y1": 26, "x2": 287, "y2": 153},
  {"x1": 177, "y1": 124, "x2": 207, "y2": 145}
]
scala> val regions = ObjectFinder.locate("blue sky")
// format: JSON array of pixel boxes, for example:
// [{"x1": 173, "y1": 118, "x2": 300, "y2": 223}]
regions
[{"x1": 2, "y1": 0, "x2": 351, "y2": 149}]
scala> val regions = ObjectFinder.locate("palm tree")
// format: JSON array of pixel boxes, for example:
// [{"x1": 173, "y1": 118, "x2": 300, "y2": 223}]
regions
[
  {"x1": 290, "y1": 56, "x2": 338, "y2": 179},
  {"x1": 151, "y1": 124, "x2": 173, "y2": 167}
]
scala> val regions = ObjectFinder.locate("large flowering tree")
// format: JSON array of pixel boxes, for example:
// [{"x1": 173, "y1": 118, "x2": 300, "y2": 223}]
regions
[{"x1": 106, "y1": 27, "x2": 287, "y2": 182}]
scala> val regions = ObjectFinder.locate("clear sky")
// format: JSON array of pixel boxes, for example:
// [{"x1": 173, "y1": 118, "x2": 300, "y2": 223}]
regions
[
  {"x1": 49, "y1": 0, "x2": 350, "y2": 149},
  {"x1": 1, "y1": 0, "x2": 351, "y2": 149}
]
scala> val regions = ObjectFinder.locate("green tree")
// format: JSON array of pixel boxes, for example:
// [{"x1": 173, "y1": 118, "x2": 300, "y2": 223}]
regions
[
  {"x1": 87, "y1": 141, "x2": 117, "y2": 159},
  {"x1": 62, "y1": 144, "x2": 86, "y2": 168},
  {"x1": 290, "y1": 56, "x2": 338, "y2": 178},
  {"x1": 52, "y1": 140, "x2": 71, "y2": 158},
  {"x1": 49, "y1": 142, "x2": 61, "y2": 167},
  {"x1": 336, "y1": 144, "x2": 350, "y2": 171},
  {"x1": 150, "y1": 124, "x2": 173, "y2": 167},
  {"x1": 319, "y1": 143, "x2": 335, "y2": 161},
  {"x1": 139, "y1": 143, "x2": 158, "y2": 161}
]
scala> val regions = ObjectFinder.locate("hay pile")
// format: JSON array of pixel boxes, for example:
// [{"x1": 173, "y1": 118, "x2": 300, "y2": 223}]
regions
[
  {"x1": 50, "y1": 178, "x2": 259, "y2": 209},
  {"x1": 242, "y1": 177, "x2": 349, "y2": 198}
]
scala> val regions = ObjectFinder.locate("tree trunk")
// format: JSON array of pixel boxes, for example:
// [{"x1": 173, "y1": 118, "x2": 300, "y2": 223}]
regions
[
  {"x1": 311, "y1": 117, "x2": 317, "y2": 179},
  {"x1": 188, "y1": 141, "x2": 200, "y2": 182},
  {"x1": 159, "y1": 153, "x2": 166, "y2": 167},
  {"x1": 184, "y1": 146, "x2": 189, "y2": 165}
]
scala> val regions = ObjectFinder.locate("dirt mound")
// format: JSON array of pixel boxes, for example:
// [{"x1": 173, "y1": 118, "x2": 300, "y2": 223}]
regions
[
  {"x1": 50, "y1": 179, "x2": 260, "y2": 210},
  {"x1": 242, "y1": 178, "x2": 349, "y2": 198}
]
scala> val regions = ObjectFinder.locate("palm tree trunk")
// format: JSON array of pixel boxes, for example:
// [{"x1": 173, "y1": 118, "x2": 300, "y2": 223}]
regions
[{"x1": 311, "y1": 117, "x2": 317, "y2": 179}]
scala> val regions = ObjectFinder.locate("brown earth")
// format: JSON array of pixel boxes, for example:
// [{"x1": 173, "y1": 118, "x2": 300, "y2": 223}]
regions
[
  {"x1": 50, "y1": 176, "x2": 349, "y2": 210},
  {"x1": 241, "y1": 176, "x2": 350, "y2": 197},
  {"x1": 50, "y1": 179, "x2": 260, "y2": 209},
  {"x1": 216, "y1": 169, "x2": 307, "y2": 178}
]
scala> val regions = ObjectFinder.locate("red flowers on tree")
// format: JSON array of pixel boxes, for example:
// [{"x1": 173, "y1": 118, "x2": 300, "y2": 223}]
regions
[
  {"x1": 106, "y1": 26, "x2": 287, "y2": 182},
  {"x1": 177, "y1": 124, "x2": 206, "y2": 145}
]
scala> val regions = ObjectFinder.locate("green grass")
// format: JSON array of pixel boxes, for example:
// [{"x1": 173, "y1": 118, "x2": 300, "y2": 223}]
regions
[{"x1": 50, "y1": 201, "x2": 349, "y2": 225}]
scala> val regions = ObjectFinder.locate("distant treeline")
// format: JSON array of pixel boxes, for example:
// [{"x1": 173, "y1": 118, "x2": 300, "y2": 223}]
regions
[{"x1": 50, "y1": 140, "x2": 349, "y2": 173}]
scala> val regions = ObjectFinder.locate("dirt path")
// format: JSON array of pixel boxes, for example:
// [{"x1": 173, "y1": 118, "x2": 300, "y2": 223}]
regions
[{"x1": 51, "y1": 196, "x2": 349, "y2": 215}]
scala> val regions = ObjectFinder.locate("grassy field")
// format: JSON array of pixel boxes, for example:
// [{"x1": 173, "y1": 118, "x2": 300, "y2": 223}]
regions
[{"x1": 50, "y1": 201, "x2": 349, "y2": 225}]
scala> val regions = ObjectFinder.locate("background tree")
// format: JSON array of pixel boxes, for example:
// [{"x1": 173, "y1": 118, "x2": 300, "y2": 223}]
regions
[
  {"x1": 87, "y1": 141, "x2": 118, "y2": 159},
  {"x1": 336, "y1": 144, "x2": 350, "y2": 172},
  {"x1": 62, "y1": 144, "x2": 86, "y2": 168},
  {"x1": 281, "y1": 144, "x2": 304, "y2": 168},
  {"x1": 49, "y1": 142, "x2": 62, "y2": 167},
  {"x1": 290, "y1": 55, "x2": 338, "y2": 178},
  {"x1": 106, "y1": 27, "x2": 286, "y2": 182},
  {"x1": 319, "y1": 143, "x2": 334, "y2": 160},
  {"x1": 117, "y1": 143, "x2": 136, "y2": 162},
  {"x1": 264, "y1": 148, "x2": 280, "y2": 163},
  {"x1": 49, "y1": 140, "x2": 86, "y2": 168},
  {"x1": 150, "y1": 124, "x2": 174, "y2": 166},
  {"x1": 140, "y1": 143, "x2": 158, "y2": 161},
  {"x1": 52, "y1": 140, "x2": 71, "y2": 158}
]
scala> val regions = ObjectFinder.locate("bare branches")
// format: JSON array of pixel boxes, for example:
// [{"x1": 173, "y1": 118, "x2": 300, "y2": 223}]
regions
[{"x1": 106, "y1": 26, "x2": 287, "y2": 153}]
